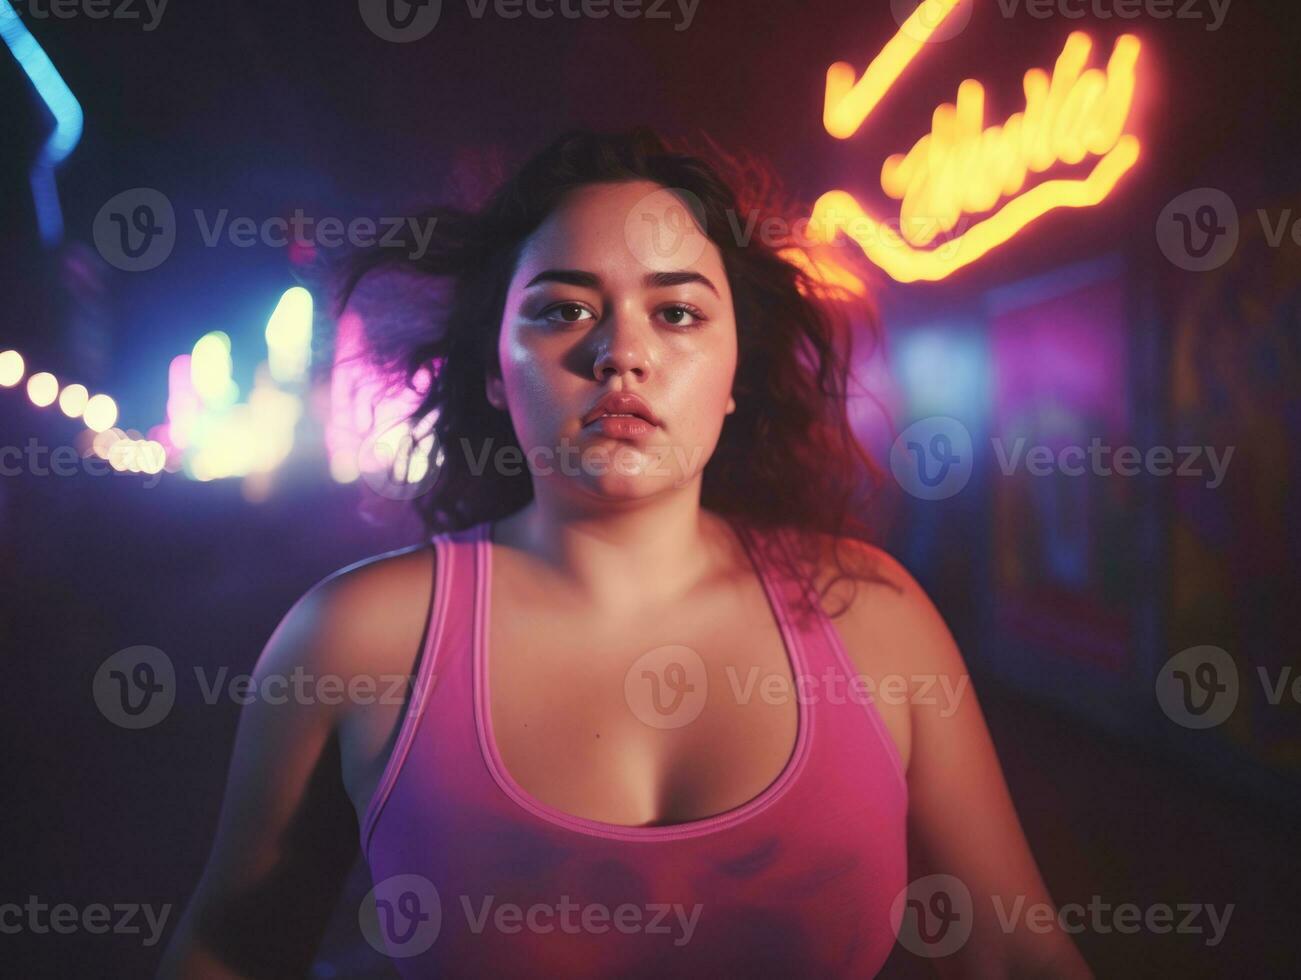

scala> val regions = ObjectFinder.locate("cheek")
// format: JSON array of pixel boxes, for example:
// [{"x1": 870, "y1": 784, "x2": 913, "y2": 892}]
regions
[
  {"x1": 671, "y1": 345, "x2": 736, "y2": 422},
  {"x1": 497, "y1": 325, "x2": 529, "y2": 386},
  {"x1": 699, "y1": 329, "x2": 738, "y2": 400},
  {"x1": 499, "y1": 334, "x2": 570, "y2": 422}
]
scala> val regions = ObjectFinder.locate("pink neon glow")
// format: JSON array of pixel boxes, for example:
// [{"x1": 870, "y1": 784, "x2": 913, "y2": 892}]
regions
[
  {"x1": 327, "y1": 310, "x2": 434, "y2": 475},
  {"x1": 164, "y1": 354, "x2": 201, "y2": 452}
]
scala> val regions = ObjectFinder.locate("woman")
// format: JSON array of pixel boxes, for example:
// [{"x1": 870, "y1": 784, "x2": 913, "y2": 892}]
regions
[{"x1": 159, "y1": 129, "x2": 1091, "y2": 978}]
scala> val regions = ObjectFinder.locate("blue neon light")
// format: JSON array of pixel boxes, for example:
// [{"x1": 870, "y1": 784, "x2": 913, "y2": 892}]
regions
[{"x1": 1, "y1": 1, "x2": 85, "y2": 245}]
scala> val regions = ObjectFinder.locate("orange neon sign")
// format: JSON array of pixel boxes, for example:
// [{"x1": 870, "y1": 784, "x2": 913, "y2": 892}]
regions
[{"x1": 787, "y1": 1, "x2": 1143, "y2": 284}]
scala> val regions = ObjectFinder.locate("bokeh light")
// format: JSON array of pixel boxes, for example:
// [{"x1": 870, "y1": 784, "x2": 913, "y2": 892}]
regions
[
  {"x1": 27, "y1": 371, "x2": 58, "y2": 407},
  {"x1": 83, "y1": 393, "x2": 119, "y2": 432},
  {"x1": 265, "y1": 286, "x2": 314, "y2": 385},
  {"x1": 58, "y1": 382, "x2": 89, "y2": 417},
  {"x1": 0, "y1": 350, "x2": 24, "y2": 387}
]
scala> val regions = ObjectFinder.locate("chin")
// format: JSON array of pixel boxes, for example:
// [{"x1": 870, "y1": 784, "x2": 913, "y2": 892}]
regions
[{"x1": 577, "y1": 470, "x2": 677, "y2": 501}]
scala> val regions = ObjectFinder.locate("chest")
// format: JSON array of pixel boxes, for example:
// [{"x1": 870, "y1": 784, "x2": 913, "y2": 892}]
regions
[
  {"x1": 341, "y1": 543, "x2": 913, "y2": 830},
  {"x1": 484, "y1": 582, "x2": 803, "y2": 828}
]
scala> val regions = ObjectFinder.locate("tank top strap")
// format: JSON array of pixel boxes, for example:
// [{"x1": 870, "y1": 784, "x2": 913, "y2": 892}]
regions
[
  {"x1": 461, "y1": 517, "x2": 840, "y2": 702},
  {"x1": 732, "y1": 520, "x2": 831, "y2": 652},
  {"x1": 359, "y1": 522, "x2": 478, "y2": 855},
  {"x1": 732, "y1": 520, "x2": 889, "y2": 716},
  {"x1": 736, "y1": 520, "x2": 909, "y2": 793}
]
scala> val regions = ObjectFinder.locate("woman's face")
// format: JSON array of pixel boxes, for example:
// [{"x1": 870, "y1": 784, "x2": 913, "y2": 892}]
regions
[{"x1": 487, "y1": 180, "x2": 738, "y2": 505}]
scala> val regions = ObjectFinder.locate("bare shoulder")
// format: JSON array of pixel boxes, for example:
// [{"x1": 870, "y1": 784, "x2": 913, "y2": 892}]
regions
[
  {"x1": 810, "y1": 535, "x2": 1091, "y2": 975},
  {"x1": 256, "y1": 542, "x2": 437, "y2": 695},
  {"x1": 801, "y1": 533, "x2": 970, "y2": 776},
  {"x1": 811, "y1": 534, "x2": 968, "y2": 692}
]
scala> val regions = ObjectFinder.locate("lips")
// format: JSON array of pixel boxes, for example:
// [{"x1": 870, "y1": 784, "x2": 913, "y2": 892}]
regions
[{"x1": 581, "y1": 391, "x2": 660, "y2": 427}]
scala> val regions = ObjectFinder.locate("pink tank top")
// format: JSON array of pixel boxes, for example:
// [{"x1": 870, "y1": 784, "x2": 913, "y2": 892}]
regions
[{"x1": 361, "y1": 519, "x2": 908, "y2": 977}]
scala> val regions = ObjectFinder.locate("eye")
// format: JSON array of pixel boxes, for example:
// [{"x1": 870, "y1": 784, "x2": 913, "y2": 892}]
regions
[
  {"x1": 541, "y1": 302, "x2": 596, "y2": 324},
  {"x1": 658, "y1": 303, "x2": 707, "y2": 328}
]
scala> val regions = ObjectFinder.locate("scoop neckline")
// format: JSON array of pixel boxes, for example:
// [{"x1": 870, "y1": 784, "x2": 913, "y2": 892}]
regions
[{"x1": 471, "y1": 516, "x2": 813, "y2": 841}]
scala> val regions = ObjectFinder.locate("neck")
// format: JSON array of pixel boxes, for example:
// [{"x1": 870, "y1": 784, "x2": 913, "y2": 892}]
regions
[{"x1": 490, "y1": 495, "x2": 737, "y2": 612}]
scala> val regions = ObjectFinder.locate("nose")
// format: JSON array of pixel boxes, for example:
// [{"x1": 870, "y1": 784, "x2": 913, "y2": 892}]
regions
[{"x1": 591, "y1": 305, "x2": 651, "y2": 383}]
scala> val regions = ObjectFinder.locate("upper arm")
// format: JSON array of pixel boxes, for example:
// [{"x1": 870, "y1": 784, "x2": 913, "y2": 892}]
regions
[
  {"x1": 159, "y1": 546, "x2": 431, "y2": 979},
  {"x1": 828, "y1": 540, "x2": 1092, "y2": 979}
]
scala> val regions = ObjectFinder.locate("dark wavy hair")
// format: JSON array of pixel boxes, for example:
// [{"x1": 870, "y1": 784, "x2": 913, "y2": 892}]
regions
[{"x1": 329, "y1": 127, "x2": 889, "y2": 620}]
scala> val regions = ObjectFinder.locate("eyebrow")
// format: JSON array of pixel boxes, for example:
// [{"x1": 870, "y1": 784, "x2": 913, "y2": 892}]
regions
[{"x1": 523, "y1": 269, "x2": 719, "y2": 297}]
